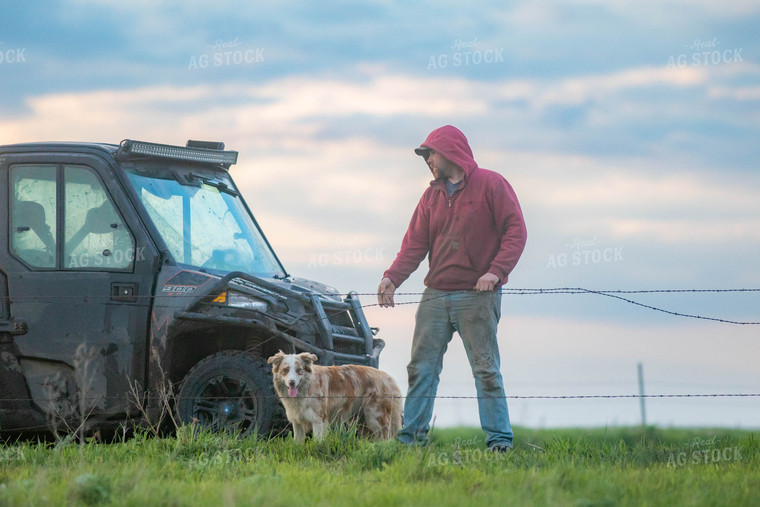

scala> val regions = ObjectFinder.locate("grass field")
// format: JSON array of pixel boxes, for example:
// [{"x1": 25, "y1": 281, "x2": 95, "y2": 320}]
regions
[{"x1": 1, "y1": 425, "x2": 757, "y2": 506}]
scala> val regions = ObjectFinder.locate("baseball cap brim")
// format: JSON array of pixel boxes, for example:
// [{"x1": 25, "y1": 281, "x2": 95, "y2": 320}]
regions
[{"x1": 414, "y1": 146, "x2": 431, "y2": 156}]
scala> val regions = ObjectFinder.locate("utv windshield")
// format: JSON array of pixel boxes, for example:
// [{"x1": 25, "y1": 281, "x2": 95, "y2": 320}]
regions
[{"x1": 124, "y1": 164, "x2": 285, "y2": 278}]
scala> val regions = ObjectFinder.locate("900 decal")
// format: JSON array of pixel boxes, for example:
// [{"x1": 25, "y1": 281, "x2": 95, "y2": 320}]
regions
[{"x1": 162, "y1": 270, "x2": 214, "y2": 296}]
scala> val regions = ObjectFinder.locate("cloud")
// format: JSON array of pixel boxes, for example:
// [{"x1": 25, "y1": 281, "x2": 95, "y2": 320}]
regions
[
  {"x1": 580, "y1": 0, "x2": 760, "y2": 18},
  {"x1": 708, "y1": 85, "x2": 760, "y2": 101},
  {"x1": 0, "y1": 62, "x2": 740, "y2": 160},
  {"x1": 485, "y1": 147, "x2": 760, "y2": 241},
  {"x1": 0, "y1": 72, "x2": 488, "y2": 144},
  {"x1": 532, "y1": 66, "x2": 707, "y2": 108},
  {"x1": 2, "y1": 65, "x2": 758, "y2": 257}
]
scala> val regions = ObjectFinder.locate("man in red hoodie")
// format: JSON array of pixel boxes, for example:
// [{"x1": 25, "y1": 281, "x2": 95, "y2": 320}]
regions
[{"x1": 378, "y1": 125, "x2": 527, "y2": 451}]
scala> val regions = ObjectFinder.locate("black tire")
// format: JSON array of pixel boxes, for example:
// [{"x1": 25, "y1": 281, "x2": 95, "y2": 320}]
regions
[{"x1": 176, "y1": 351, "x2": 278, "y2": 437}]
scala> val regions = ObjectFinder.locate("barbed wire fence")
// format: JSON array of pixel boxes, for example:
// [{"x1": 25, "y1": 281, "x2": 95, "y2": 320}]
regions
[
  {"x1": 4, "y1": 287, "x2": 760, "y2": 322},
  {"x1": 2, "y1": 286, "x2": 759, "y2": 433}
]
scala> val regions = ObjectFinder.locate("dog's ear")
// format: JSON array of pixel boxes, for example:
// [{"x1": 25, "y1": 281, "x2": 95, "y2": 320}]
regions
[
  {"x1": 298, "y1": 352, "x2": 318, "y2": 365},
  {"x1": 268, "y1": 350, "x2": 285, "y2": 368}
]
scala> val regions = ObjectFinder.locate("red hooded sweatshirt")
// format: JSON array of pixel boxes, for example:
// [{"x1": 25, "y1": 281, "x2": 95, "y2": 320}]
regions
[{"x1": 383, "y1": 125, "x2": 527, "y2": 291}]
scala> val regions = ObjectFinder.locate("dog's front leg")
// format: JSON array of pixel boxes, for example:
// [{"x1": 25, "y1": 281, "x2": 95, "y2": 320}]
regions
[
  {"x1": 312, "y1": 421, "x2": 326, "y2": 440},
  {"x1": 293, "y1": 423, "x2": 307, "y2": 443}
]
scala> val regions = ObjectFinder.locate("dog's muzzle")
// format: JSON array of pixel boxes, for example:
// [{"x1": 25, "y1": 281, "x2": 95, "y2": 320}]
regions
[{"x1": 287, "y1": 380, "x2": 298, "y2": 398}]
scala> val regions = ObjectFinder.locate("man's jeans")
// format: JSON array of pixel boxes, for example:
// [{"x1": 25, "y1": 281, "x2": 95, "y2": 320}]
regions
[{"x1": 397, "y1": 288, "x2": 513, "y2": 448}]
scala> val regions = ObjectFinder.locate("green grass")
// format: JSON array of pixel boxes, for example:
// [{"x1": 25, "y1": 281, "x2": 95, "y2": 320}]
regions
[{"x1": 1, "y1": 426, "x2": 757, "y2": 506}]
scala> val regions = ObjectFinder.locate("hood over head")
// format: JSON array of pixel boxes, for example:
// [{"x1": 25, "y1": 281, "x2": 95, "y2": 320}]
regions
[{"x1": 415, "y1": 125, "x2": 478, "y2": 176}]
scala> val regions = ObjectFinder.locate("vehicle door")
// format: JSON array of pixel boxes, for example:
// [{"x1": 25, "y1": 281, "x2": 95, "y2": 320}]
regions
[{"x1": 0, "y1": 152, "x2": 158, "y2": 430}]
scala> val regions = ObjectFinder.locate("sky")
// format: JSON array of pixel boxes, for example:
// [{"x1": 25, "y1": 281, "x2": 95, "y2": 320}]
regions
[{"x1": 1, "y1": 0, "x2": 759, "y2": 429}]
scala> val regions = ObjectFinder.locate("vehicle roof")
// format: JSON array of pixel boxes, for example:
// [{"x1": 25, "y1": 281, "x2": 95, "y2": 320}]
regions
[
  {"x1": 0, "y1": 141, "x2": 236, "y2": 170},
  {"x1": 0, "y1": 141, "x2": 119, "y2": 156}
]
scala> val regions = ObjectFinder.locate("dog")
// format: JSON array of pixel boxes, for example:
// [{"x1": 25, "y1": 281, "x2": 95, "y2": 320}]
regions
[{"x1": 268, "y1": 351, "x2": 402, "y2": 442}]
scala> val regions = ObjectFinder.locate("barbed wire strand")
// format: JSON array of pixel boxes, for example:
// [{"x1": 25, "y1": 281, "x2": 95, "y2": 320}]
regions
[
  {"x1": 4, "y1": 287, "x2": 760, "y2": 301},
  {"x1": 3, "y1": 393, "x2": 759, "y2": 434},
  {"x1": 3, "y1": 392, "x2": 759, "y2": 404},
  {"x1": 3, "y1": 287, "x2": 759, "y2": 325}
]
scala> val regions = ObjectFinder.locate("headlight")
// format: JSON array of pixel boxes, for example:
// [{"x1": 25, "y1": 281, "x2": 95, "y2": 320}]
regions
[{"x1": 226, "y1": 291, "x2": 268, "y2": 311}]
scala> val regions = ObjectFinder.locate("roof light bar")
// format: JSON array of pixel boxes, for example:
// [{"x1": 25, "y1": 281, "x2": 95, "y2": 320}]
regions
[{"x1": 117, "y1": 139, "x2": 238, "y2": 166}]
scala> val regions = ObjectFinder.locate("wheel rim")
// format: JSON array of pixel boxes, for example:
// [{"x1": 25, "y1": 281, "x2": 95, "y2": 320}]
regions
[{"x1": 191, "y1": 374, "x2": 261, "y2": 435}]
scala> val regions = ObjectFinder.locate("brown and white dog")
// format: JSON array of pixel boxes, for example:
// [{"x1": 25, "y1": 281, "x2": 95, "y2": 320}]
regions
[{"x1": 268, "y1": 351, "x2": 402, "y2": 442}]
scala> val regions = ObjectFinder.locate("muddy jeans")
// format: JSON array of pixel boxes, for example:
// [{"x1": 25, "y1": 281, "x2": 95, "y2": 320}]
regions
[{"x1": 397, "y1": 287, "x2": 513, "y2": 448}]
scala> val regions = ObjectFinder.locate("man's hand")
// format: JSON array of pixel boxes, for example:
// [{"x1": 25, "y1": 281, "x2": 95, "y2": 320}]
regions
[
  {"x1": 474, "y1": 272, "x2": 500, "y2": 292},
  {"x1": 377, "y1": 277, "x2": 397, "y2": 307}
]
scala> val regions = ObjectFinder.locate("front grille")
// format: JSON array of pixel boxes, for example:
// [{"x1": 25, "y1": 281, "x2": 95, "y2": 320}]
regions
[
  {"x1": 333, "y1": 341, "x2": 361, "y2": 355},
  {"x1": 327, "y1": 309, "x2": 354, "y2": 328},
  {"x1": 331, "y1": 324, "x2": 359, "y2": 337}
]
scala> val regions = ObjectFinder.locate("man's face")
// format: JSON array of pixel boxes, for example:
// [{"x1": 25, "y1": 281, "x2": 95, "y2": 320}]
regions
[{"x1": 425, "y1": 150, "x2": 455, "y2": 181}]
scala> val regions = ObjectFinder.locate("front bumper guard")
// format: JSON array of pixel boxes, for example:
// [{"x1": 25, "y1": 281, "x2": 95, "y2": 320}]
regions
[{"x1": 176, "y1": 271, "x2": 384, "y2": 367}]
